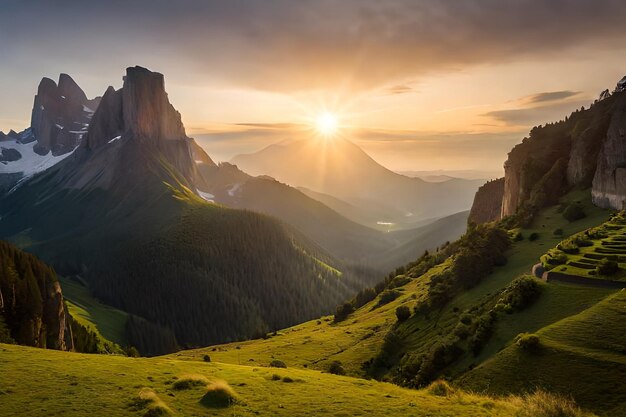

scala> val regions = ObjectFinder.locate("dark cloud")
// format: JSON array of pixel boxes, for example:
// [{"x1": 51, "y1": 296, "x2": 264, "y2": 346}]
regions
[{"x1": 2, "y1": 0, "x2": 626, "y2": 92}]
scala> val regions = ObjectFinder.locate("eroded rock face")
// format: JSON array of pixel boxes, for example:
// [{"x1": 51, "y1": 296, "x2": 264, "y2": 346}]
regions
[
  {"x1": 499, "y1": 88, "x2": 625, "y2": 219},
  {"x1": 30, "y1": 74, "x2": 97, "y2": 156},
  {"x1": 592, "y1": 94, "x2": 626, "y2": 209},
  {"x1": 468, "y1": 178, "x2": 504, "y2": 224},
  {"x1": 81, "y1": 66, "x2": 198, "y2": 187}
]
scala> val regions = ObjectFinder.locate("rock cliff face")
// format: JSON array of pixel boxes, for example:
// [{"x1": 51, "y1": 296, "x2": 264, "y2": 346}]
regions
[
  {"x1": 81, "y1": 66, "x2": 200, "y2": 188},
  {"x1": 468, "y1": 178, "x2": 504, "y2": 224},
  {"x1": 30, "y1": 74, "x2": 99, "y2": 156},
  {"x1": 592, "y1": 93, "x2": 626, "y2": 209},
  {"x1": 471, "y1": 77, "x2": 626, "y2": 223},
  {"x1": 0, "y1": 241, "x2": 73, "y2": 351}
]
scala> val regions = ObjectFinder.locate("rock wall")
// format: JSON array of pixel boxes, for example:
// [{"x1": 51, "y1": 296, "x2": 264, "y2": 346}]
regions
[
  {"x1": 30, "y1": 74, "x2": 99, "y2": 156},
  {"x1": 498, "y1": 86, "x2": 626, "y2": 219},
  {"x1": 468, "y1": 178, "x2": 504, "y2": 224},
  {"x1": 592, "y1": 93, "x2": 626, "y2": 209},
  {"x1": 0, "y1": 241, "x2": 74, "y2": 351}
]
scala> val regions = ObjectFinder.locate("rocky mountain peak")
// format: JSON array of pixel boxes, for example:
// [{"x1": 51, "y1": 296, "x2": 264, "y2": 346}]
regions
[
  {"x1": 122, "y1": 66, "x2": 186, "y2": 143},
  {"x1": 30, "y1": 73, "x2": 95, "y2": 156}
]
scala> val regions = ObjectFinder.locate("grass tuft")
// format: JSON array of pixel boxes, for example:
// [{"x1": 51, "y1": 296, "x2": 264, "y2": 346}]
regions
[
  {"x1": 511, "y1": 390, "x2": 593, "y2": 417},
  {"x1": 133, "y1": 388, "x2": 173, "y2": 416},
  {"x1": 171, "y1": 374, "x2": 210, "y2": 390},
  {"x1": 427, "y1": 380, "x2": 456, "y2": 397},
  {"x1": 199, "y1": 380, "x2": 238, "y2": 408}
]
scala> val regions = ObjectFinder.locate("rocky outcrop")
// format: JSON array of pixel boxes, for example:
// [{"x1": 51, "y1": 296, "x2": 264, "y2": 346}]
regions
[
  {"x1": 81, "y1": 66, "x2": 198, "y2": 187},
  {"x1": 592, "y1": 93, "x2": 626, "y2": 209},
  {"x1": 30, "y1": 74, "x2": 98, "y2": 156},
  {"x1": 0, "y1": 240, "x2": 73, "y2": 351},
  {"x1": 498, "y1": 81, "x2": 626, "y2": 221},
  {"x1": 468, "y1": 178, "x2": 504, "y2": 224}
]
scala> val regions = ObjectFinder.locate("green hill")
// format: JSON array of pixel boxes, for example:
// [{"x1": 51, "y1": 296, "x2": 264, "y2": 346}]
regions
[
  {"x1": 0, "y1": 342, "x2": 590, "y2": 417},
  {"x1": 166, "y1": 189, "x2": 620, "y2": 415},
  {"x1": 458, "y1": 290, "x2": 626, "y2": 417}
]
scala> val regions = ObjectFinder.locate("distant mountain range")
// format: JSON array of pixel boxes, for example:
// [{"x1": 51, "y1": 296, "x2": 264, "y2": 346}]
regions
[{"x1": 231, "y1": 139, "x2": 483, "y2": 229}]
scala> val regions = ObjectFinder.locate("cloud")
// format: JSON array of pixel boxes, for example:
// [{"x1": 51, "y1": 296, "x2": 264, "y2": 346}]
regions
[
  {"x1": 524, "y1": 90, "x2": 581, "y2": 104},
  {"x1": 483, "y1": 98, "x2": 589, "y2": 126},
  {"x1": 385, "y1": 84, "x2": 415, "y2": 95},
  {"x1": 2, "y1": 1, "x2": 626, "y2": 92}
]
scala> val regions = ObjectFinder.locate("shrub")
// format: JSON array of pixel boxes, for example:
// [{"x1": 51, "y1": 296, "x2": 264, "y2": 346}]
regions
[
  {"x1": 563, "y1": 204, "x2": 586, "y2": 222},
  {"x1": 269, "y1": 360, "x2": 287, "y2": 368},
  {"x1": 389, "y1": 275, "x2": 411, "y2": 288},
  {"x1": 125, "y1": 346, "x2": 140, "y2": 357},
  {"x1": 515, "y1": 333, "x2": 540, "y2": 351},
  {"x1": 597, "y1": 259, "x2": 619, "y2": 276},
  {"x1": 427, "y1": 380, "x2": 455, "y2": 397},
  {"x1": 553, "y1": 228, "x2": 563, "y2": 236},
  {"x1": 395, "y1": 306, "x2": 411, "y2": 322},
  {"x1": 529, "y1": 232, "x2": 540, "y2": 241},
  {"x1": 271, "y1": 374, "x2": 281, "y2": 381},
  {"x1": 200, "y1": 380, "x2": 238, "y2": 408},
  {"x1": 203, "y1": 354, "x2": 211, "y2": 362},
  {"x1": 281, "y1": 376, "x2": 294, "y2": 383},
  {"x1": 333, "y1": 302, "x2": 355, "y2": 322},
  {"x1": 172, "y1": 374, "x2": 210, "y2": 390},
  {"x1": 354, "y1": 287, "x2": 377, "y2": 308},
  {"x1": 377, "y1": 290, "x2": 401, "y2": 307},
  {"x1": 328, "y1": 360, "x2": 346, "y2": 375},
  {"x1": 513, "y1": 390, "x2": 591, "y2": 417}
]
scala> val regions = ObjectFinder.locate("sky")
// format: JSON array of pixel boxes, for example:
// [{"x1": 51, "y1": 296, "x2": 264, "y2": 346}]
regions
[{"x1": 2, "y1": 0, "x2": 626, "y2": 173}]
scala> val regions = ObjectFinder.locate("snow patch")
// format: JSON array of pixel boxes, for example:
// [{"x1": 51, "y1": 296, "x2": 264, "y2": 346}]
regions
[
  {"x1": 197, "y1": 190, "x2": 214, "y2": 202},
  {"x1": 108, "y1": 136, "x2": 121, "y2": 144},
  {"x1": 0, "y1": 139, "x2": 76, "y2": 177},
  {"x1": 227, "y1": 183, "x2": 241, "y2": 197}
]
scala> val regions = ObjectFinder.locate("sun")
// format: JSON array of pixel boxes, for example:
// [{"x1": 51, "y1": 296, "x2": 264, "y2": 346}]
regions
[{"x1": 315, "y1": 112, "x2": 339, "y2": 137}]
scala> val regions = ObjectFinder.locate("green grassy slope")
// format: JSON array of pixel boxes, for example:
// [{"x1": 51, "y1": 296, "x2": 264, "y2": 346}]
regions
[
  {"x1": 59, "y1": 276, "x2": 128, "y2": 347},
  {"x1": 169, "y1": 261, "x2": 450, "y2": 375},
  {"x1": 0, "y1": 343, "x2": 523, "y2": 417},
  {"x1": 176, "y1": 190, "x2": 610, "y2": 377},
  {"x1": 458, "y1": 290, "x2": 626, "y2": 417}
]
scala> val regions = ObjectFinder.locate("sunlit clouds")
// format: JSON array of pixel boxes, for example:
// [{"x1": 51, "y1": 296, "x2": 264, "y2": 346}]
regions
[{"x1": 2, "y1": 1, "x2": 626, "y2": 172}]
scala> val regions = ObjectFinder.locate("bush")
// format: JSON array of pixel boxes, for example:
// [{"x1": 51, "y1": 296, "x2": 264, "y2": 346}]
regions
[
  {"x1": 200, "y1": 380, "x2": 238, "y2": 408},
  {"x1": 529, "y1": 232, "x2": 540, "y2": 241},
  {"x1": 125, "y1": 346, "x2": 140, "y2": 357},
  {"x1": 597, "y1": 259, "x2": 619, "y2": 276},
  {"x1": 553, "y1": 228, "x2": 563, "y2": 236},
  {"x1": 395, "y1": 306, "x2": 411, "y2": 322},
  {"x1": 376, "y1": 290, "x2": 401, "y2": 307},
  {"x1": 333, "y1": 302, "x2": 355, "y2": 322},
  {"x1": 515, "y1": 333, "x2": 540, "y2": 351},
  {"x1": 562, "y1": 204, "x2": 586, "y2": 222},
  {"x1": 203, "y1": 354, "x2": 211, "y2": 362},
  {"x1": 328, "y1": 360, "x2": 346, "y2": 375},
  {"x1": 269, "y1": 360, "x2": 287, "y2": 368},
  {"x1": 427, "y1": 380, "x2": 455, "y2": 397}
]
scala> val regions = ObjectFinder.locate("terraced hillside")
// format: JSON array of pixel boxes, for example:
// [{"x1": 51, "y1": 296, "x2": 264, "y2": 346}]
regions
[
  {"x1": 0, "y1": 343, "x2": 532, "y2": 417},
  {"x1": 458, "y1": 290, "x2": 626, "y2": 417},
  {"x1": 542, "y1": 211, "x2": 626, "y2": 281}
]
